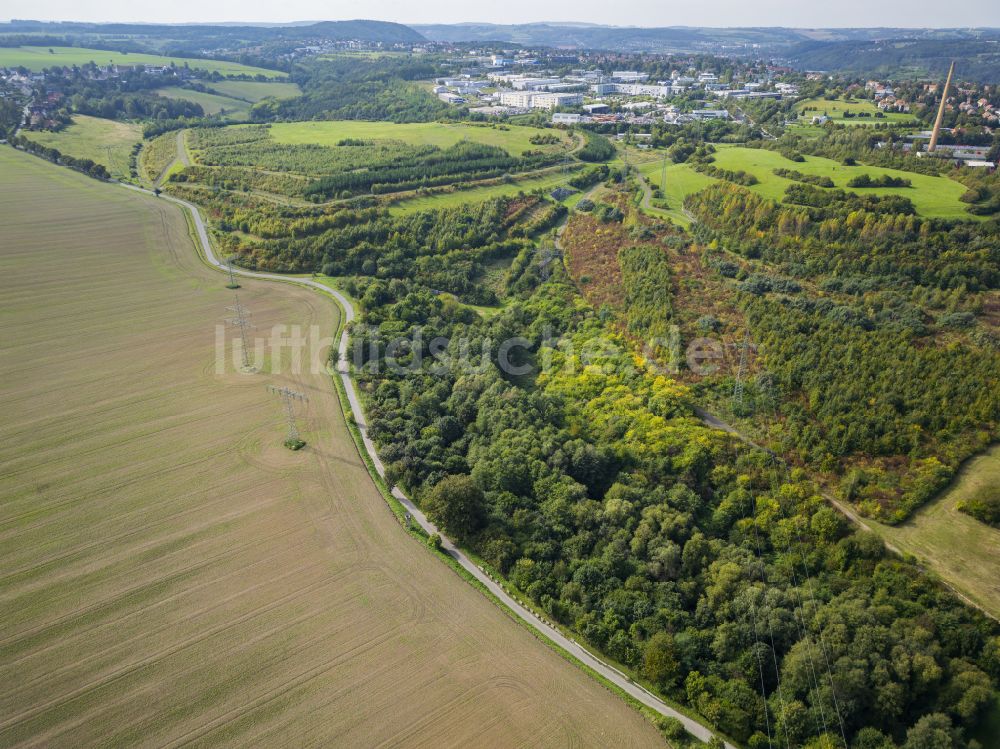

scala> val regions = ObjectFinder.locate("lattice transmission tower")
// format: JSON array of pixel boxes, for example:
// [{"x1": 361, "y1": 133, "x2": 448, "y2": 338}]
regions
[
  {"x1": 226, "y1": 295, "x2": 256, "y2": 372},
  {"x1": 732, "y1": 330, "x2": 752, "y2": 410},
  {"x1": 267, "y1": 385, "x2": 308, "y2": 447},
  {"x1": 225, "y1": 256, "x2": 240, "y2": 289}
]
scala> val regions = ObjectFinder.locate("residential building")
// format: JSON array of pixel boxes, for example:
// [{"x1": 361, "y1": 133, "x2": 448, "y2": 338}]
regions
[{"x1": 498, "y1": 91, "x2": 535, "y2": 108}]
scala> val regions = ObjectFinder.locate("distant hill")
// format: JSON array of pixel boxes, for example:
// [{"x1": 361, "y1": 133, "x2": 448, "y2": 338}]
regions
[
  {"x1": 785, "y1": 37, "x2": 1000, "y2": 81},
  {"x1": 412, "y1": 23, "x2": 996, "y2": 54},
  {"x1": 1, "y1": 19, "x2": 426, "y2": 45},
  {"x1": 413, "y1": 23, "x2": 804, "y2": 51}
]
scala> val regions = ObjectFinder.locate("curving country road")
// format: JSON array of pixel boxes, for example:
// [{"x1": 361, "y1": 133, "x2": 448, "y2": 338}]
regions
[{"x1": 123, "y1": 182, "x2": 734, "y2": 749}]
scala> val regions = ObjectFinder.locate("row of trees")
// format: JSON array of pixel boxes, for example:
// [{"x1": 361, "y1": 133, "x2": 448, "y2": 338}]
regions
[
  {"x1": 12, "y1": 135, "x2": 110, "y2": 179},
  {"x1": 304, "y1": 141, "x2": 556, "y2": 199}
]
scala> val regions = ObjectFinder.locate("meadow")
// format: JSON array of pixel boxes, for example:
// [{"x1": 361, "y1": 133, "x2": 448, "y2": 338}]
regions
[
  {"x1": 388, "y1": 170, "x2": 576, "y2": 214},
  {"x1": 795, "y1": 95, "x2": 917, "y2": 125},
  {"x1": 0, "y1": 147, "x2": 664, "y2": 748},
  {"x1": 154, "y1": 86, "x2": 250, "y2": 118},
  {"x1": 206, "y1": 80, "x2": 302, "y2": 102},
  {"x1": 0, "y1": 46, "x2": 285, "y2": 77},
  {"x1": 638, "y1": 145, "x2": 974, "y2": 220},
  {"x1": 877, "y1": 445, "x2": 1000, "y2": 621},
  {"x1": 21, "y1": 114, "x2": 141, "y2": 180},
  {"x1": 268, "y1": 120, "x2": 573, "y2": 156},
  {"x1": 636, "y1": 159, "x2": 715, "y2": 226}
]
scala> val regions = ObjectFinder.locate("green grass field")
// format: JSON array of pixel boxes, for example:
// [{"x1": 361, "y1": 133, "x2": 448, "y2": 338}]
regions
[
  {"x1": 22, "y1": 114, "x2": 141, "y2": 180},
  {"x1": 154, "y1": 86, "x2": 250, "y2": 118},
  {"x1": 269, "y1": 120, "x2": 572, "y2": 156},
  {"x1": 203, "y1": 79, "x2": 301, "y2": 102},
  {"x1": 637, "y1": 159, "x2": 715, "y2": 226},
  {"x1": 388, "y1": 171, "x2": 574, "y2": 214},
  {"x1": 795, "y1": 96, "x2": 917, "y2": 125},
  {"x1": 638, "y1": 146, "x2": 974, "y2": 220},
  {"x1": 0, "y1": 45, "x2": 285, "y2": 77},
  {"x1": 876, "y1": 445, "x2": 1000, "y2": 620}
]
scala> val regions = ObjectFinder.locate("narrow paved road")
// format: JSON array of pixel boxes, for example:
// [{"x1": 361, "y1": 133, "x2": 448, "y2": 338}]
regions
[{"x1": 122, "y1": 183, "x2": 735, "y2": 748}]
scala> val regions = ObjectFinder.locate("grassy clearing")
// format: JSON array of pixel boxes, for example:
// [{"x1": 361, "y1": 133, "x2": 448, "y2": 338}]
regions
[
  {"x1": 0, "y1": 45, "x2": 284, "y2": 77},
  {"x1": 711, "y1": 146, "x2": 973, "y2": 219},
  {"x1": 154, "y1": 86, "x2": 249, "y2": 118},
  {"x1": 269, "y1": 120, "x2": 572, "y2": 156},
  {"x1": 637, "y1": 145, "x2": 973, "y2": 220},
  {"x1": 139, "y1": 130, "x2": 179, "y2": 184},
  {"x1": 388, "y1": 171, "x2": 572, "y2": 214},
  {"x1": 876, "y1": 445, "x2": 1000, "y2": 620},
  {"x1": 21, "y1": 114, "x2": 141, "y2": 180},
  {"x1": 636, "y1": 158, "x2": 715, "y2": 226},
  {"x1": 0, "y1": 147, "x2": 664, "y2": 748},
  {"x1": 205, "y1": 79, "x2": 302, "y2": 102},
  {"x1": 795, "y1": 96, "x2": 917, "y2": 125}
]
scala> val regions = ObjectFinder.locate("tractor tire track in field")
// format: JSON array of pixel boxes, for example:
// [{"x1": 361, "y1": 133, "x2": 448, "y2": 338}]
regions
[
  {"x1": 130, "y1": 183, "x2": 736, "y2": 748},
  {"x1": 0, "y1": 571, "x2": 384, "y2": 736}
]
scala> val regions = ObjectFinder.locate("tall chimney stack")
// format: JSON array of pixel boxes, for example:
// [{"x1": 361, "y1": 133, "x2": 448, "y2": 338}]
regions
[{"x1": 928, "y1": 61, "x2": 955, "y2": 153}]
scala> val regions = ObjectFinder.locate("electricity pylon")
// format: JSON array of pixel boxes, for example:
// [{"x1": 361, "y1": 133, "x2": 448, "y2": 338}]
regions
[
  {"x1": 225, "y1": 256, "x2": 240, "y2": 289},
  {"x1": 226, "y1": 295, "x2": 256, "y2": 372},
  {"x1": 267, "y1": 385, "x2": 307, "y2": 446},
  {"x1": 732, "y1": 330, "x2": 751, "y2": 410},
  {"x1": 537, "y1": 243, "x2": 561, "y2": 280}
]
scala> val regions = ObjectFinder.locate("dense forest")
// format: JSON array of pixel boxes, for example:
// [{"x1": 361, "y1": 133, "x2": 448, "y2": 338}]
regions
[
  {"x1": 256, "y1": 56, "x2": 455, "y2": 123},
  {"x1": 338, "y1": 198, "x2": 999, "y2": 749},
  {"x1": 684, "y1": 179, "x2": 1000, "y2": 521}
]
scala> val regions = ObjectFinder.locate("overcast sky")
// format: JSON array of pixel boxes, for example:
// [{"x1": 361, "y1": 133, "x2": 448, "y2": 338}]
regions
[{"x1": 4, "y1": 0, "x2": 1000, "y2": 29}]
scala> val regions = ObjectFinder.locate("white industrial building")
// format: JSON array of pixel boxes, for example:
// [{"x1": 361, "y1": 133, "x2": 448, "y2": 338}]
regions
[
  {"x1": 498, "y1": 91, "x2": 583, "y2": 109},
  {"x1": 611, "y1": 71, "x2": 649, "y2": 82},
  {"x1": 590, "y1": 82, "x2": 685, "y2": 98},
  {"x1": 691, "y1": 109, "x2": 730, "y2": 120},
  {"x1": 512, "y1": 77, "x2": 562, "y2": 90}
]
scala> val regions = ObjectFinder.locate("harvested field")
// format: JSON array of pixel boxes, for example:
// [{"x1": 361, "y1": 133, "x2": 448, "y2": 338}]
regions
[{"x1": 0, "y1": 148, "x2": 663, "y2": 748}]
